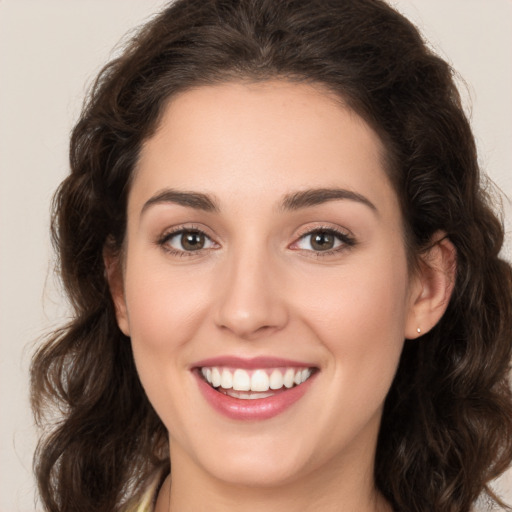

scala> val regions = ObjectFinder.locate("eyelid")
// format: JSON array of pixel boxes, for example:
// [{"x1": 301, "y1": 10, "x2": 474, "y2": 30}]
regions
[
  {"x1": 156, "y1": 224, "x2": 220, "y2": 255},
  {"x1": 289, "y1": 224, "x2": 356, "y2": 254},
  {"x1": 294, "y1": 223, "x2": 354, "y2": 239},
  {"x1": 155, "y1": 222, "x2": 355, "y2": 257}
]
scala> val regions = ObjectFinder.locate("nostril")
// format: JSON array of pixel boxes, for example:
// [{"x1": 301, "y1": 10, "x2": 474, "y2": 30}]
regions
[{"x1": 217, "y1": 322, "x2": 282, "y2": 341}]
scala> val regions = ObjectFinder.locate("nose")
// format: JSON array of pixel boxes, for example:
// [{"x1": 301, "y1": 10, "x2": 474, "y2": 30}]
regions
[{"x1": 213, "y1": 246, "x2": 289, "y2": 340}]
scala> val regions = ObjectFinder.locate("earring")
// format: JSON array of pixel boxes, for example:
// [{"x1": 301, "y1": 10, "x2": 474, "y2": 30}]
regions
[{"x1": 417, "y1": 327, "x2": 421, "y2": 334}]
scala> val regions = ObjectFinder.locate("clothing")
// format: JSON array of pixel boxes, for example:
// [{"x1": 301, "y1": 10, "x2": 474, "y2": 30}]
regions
[
  {"x1": 130, "y1": 489, "x2": 154, "y2": 512},
  {"x1": 127, "y1": 474, "x2": 161, "y2": 512}
]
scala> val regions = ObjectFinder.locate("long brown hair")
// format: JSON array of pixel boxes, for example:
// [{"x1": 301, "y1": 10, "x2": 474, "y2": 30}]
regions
[{"x1": 31, "y1": 1, "x2": 512, "y2": 511}]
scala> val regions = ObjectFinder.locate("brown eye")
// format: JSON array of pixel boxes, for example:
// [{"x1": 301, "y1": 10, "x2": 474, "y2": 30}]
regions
[
  {"x1": 181, "y1": 231, "x2": 205, "y2": 251},
  {"x1": 310, "y1": 231, "x2": 336, "y2": 251},
  {"x1": 160, "y1": 229, "x2": 216, "y2": 254},
  {"x1": 292, "y1": 228, "x2": 355, "y2": 254}
]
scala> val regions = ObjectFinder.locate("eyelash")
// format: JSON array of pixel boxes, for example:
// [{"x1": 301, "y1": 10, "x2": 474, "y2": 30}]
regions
[
  {"x1": 156, "y1": 225, "x2": 217, "y2": 257},
  {"x1": 156, "y1": 225, "x2": 356, "y2": 257},
  {"x1": 291, "y1": 226, "x2": 356, "y2": 257}
]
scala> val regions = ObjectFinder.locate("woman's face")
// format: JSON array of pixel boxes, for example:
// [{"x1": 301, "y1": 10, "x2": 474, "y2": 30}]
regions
[{"x1": 113, "y1": 81, "x2": 422, "y2": 489}]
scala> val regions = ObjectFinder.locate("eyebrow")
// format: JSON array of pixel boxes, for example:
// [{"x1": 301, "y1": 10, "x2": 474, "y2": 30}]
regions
[
  {"x1": 140, "y1": 186, "x2": 377, "y2": 216},
  {"x1": 141, "y1": 189, "x2": 219, "y2": 216},
  {"x1": 280, "y1": 188, "x2": 377, "y2": 213}
]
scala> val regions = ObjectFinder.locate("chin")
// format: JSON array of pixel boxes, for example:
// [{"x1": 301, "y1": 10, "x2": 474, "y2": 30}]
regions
[
  {"x1": 201, "y1": 453, "x2": 308, "y2": 488},
  {"x1": 180, "y1": 433, "x2": 314, "y2": 488}
]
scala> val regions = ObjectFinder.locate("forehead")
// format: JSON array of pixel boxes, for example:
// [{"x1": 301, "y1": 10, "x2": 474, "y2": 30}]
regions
[{"x1": 132, "y1": 80, "x2": 398, "y2": 218}]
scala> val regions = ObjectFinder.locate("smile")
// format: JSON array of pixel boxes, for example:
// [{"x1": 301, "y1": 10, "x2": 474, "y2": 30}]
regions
[
  {"x1": 193, "y1": 357, "x2": 318, "y2": 420},
  {"x1": 200, "y1": 367, "x2": 314, "y2": 399}
]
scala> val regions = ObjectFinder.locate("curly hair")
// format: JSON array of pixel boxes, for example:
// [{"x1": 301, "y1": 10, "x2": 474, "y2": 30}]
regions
[{"x1": 31, "y1": 0, "x2": 512, "y2": 511}]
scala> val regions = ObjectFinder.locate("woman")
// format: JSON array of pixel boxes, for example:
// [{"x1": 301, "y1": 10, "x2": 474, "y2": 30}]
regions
[{"x1": 31, "y1": 0, "x2": 512, "y2": 511}]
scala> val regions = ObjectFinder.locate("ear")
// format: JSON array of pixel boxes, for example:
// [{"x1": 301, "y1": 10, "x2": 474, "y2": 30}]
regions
[
  {"x1": 103, "y1": 244, "x2": 130, "y2": 336},
  {"x1": 405, "y1": 232, "x2": 456, "y2": 339}
]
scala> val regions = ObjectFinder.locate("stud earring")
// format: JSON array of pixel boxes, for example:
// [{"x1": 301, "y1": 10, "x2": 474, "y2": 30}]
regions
[{"x1": 417, "y1": 327, "x2": 421, "y2": 334}]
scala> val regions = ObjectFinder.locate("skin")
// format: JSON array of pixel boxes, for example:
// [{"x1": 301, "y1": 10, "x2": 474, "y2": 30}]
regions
[{"x1": 108, "y1": 81, "x2": 455, "y2": 512}]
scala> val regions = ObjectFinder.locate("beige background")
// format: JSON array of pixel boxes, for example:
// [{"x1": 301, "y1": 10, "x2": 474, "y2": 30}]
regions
[{"x1": 0, "y1": 1, "x2": 510, "y2": 510}]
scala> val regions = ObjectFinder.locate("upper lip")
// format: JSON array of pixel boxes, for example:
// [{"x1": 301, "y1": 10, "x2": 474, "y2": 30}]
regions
[{"x1": 192, "y1": 356, "x2": 317, "y2": 370}]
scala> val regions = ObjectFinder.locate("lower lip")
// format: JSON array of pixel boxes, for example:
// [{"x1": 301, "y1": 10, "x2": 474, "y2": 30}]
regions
[{"x1": 194, "y1": 371, "x2": 316, "y2": 421}]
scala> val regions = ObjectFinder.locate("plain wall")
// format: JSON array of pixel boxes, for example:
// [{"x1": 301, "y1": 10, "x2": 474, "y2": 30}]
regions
[{"x1": 0, "y1": 1, "x2": 510, "y2": 510}]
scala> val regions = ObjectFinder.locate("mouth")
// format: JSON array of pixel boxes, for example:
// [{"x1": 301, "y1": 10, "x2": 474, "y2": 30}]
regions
[
  {"x1": 192, "y1": 357, "x2": 318, "y2": 420},
  {"x1": 199, "y1": 366, "x2": 315, "y2": 400}
]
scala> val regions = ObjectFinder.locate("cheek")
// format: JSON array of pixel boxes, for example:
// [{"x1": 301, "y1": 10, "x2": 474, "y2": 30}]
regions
[
  {"x1": 122, "y1": 256, "x2": 218, "y2": 432},
  {"x1": 295, "y1": 252, "x2": 409, "y2": 397},
  {"x1": 124, "y1": 258, "x2": 209, "y2": 345},
  {"x1": 300, "y1": 256, "x2": 408, "y2": 336},
  {"x1": 122, "y1": 255, "x2": 217, "y2": 397}
]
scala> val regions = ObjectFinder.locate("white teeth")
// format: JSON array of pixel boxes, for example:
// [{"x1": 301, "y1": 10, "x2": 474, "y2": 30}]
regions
[
  {"x1": 220, "y1": 368, "x2": 233, "y2": 389},
  {"x1": 269, "y1": 369, "x2": 284, "y2": 390},
  {"x1": 201, "y1": 366, "x2": 314, "y2": 393},
  {"x1": 225, "y1": 389, "x2": 275, "y2": 400},
  {"x1": 211, "y1": 367, "x2": 221, "y2": 388},
  {"x1": 251, "y1": 370, "x2": 270, "y2": 392},
  {"x1": 283, "y1": 368, "x2": 295, "y2": 388},
  {"x1": 301, "y1": 368, "x2": 311, "y2": 382},
  {"x1": 232, "y1": 369, "x2": 251, "y2": 391}
]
